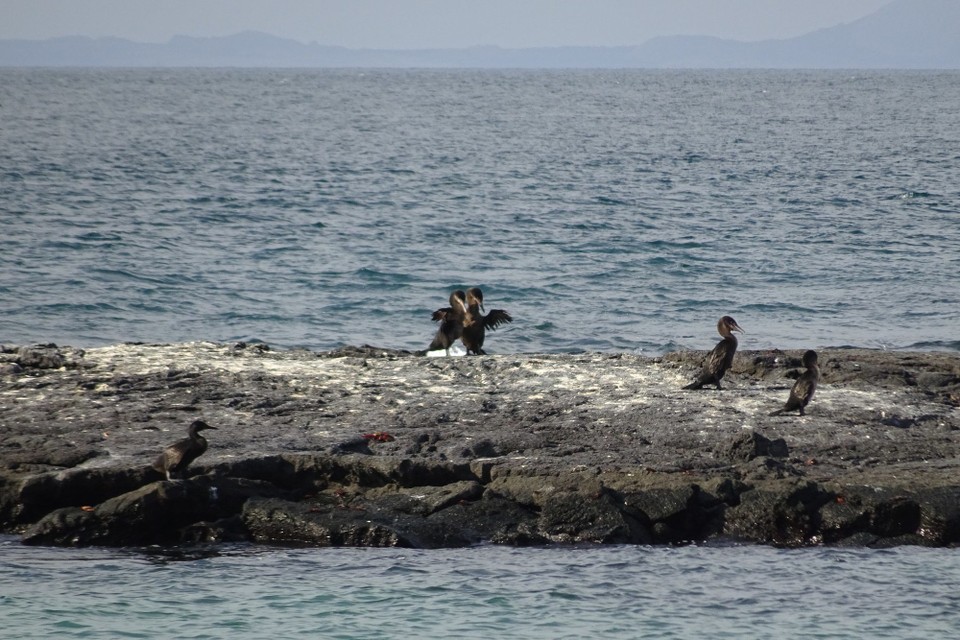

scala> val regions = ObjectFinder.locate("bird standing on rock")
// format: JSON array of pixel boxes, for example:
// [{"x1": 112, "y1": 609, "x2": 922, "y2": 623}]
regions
[
  {"x1": 428, "y1": 290, "x2": 468, "y2": 355},
  {"x1": 461, "y1": 287, "x2": 513, "y2": 355},
  {"x1": 770, "y1": 349, "x2": 820, "y2": 416},
  {"x1": 683, "y1": 316, "x2": 744, "y2": 390},
  {"x1": 152, "y1": 420, "x2": 217, "y2": 481}
]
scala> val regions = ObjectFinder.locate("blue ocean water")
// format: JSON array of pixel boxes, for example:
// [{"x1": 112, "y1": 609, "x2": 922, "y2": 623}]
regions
[
  {"x1": 2, "y1": 536, "x2": 959, "y2": 639},
  {"x1": 1, "y1": 69, "x2": 959, "y2": 355}
]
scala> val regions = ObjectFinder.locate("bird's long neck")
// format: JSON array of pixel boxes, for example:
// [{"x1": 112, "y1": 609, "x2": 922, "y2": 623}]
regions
[{"x1": 463, "y1": 298, "x2": 482, "y2": 323}]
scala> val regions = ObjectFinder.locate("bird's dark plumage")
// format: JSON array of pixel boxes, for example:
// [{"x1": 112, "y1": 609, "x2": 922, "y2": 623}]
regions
[
  {"x1": 428, "y1": 290, "x2": 468, "y2": 355},
  {"x1": 152, "y1": 420, "x2": 217, "y2": 481},
  {"x1": 683, "y1": 316, "x2": 744, "y2": 390},
  {"x1": 770, "y1": 350, "x2": 820, "y2": 416},
  {"x1": 461, "y1": 287, "x2": 512, "y2": 355}
]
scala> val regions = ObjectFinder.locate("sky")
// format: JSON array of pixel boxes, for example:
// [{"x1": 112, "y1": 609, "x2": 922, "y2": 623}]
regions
[{"x1": 4, "y1": 0, "x2": 895, "y2": 48}]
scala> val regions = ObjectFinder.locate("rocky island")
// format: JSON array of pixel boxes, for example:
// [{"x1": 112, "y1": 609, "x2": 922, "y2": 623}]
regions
[{"x1": 1, "y1": 342, "x2": 958, "y2": 549}]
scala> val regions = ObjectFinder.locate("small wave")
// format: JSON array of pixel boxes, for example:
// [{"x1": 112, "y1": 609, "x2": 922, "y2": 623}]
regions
[
  {"x1": 595, "y1": 196, "x2": 629, "y2": 206},
  {"x1": 642, "y1": 239, "x2": 708, "y2": 250},
  {"x1": 650, "y1": 340, "x2": 686, "y2": 355},
  {"x1": 828, "y1": 196, "x2": 863, "y2": 207},
  {"x1": 188, "y1": 195, "x2": 235, "y2": 205},
  {"x1": 88, "y1": 268, "x2": 173, "y2": 285},
  {"x1": 250, "y1": 245, "x2": 305, "y2": 260},
  {"x1": 76, "y1": 231, "x2": 123, "y2": 242},
  {"x1": 563, "y1": 220, "x2": 616, "y2": 231},
  {"x1": 354, "y1": 268, "x2": 414, "y2": 283},
  {"x1": 897, "y1": 340, "x2": 960, "y2": 352},
  {"x1": 682, "y1": 152, "x2": 709, "y2": 163},
  {"x1": 889, "y1": 191, "x2": 935, "y2": 200},
  {"x1": 39, "y1": 239, "x2": 90, "y2": 251},
  {"x1": 30, "y1": 302, "x2": 124, "y2": 314},
  {"x1": 129, "y1": 302, "x2": 169, "y2": 313},
  {"x1": 740, "y1": 302, "x2": 819, "y2": 314},
  {"x1": 531, "y1": 321, "x2": 557, "y2": 331}
]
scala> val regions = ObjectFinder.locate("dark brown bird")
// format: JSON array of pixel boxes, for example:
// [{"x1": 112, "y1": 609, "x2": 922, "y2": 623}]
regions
[
  {"x1": 152, "y1": 420, "x2": 217, "y2": 481},
  {"x1": 683, "y1": 315, "x2": 745, "y2": 390},
  {"x1": 461, "y1": 287, "x2": 513, "y2": 355},
  {"x1": 428, "y1": 290, "x2": 468, "y2": 355},
  {"x1": 770, "y1": 350, "x2": 820, "y2": 416}
]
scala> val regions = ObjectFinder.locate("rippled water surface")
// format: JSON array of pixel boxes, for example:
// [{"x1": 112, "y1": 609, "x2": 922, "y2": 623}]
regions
[
  {"x1": 2, "y1": 538, "x2": 958, "y2": 639},
  {"x1": 2, "y1": 69, "x2": 959, "y2": 354}
]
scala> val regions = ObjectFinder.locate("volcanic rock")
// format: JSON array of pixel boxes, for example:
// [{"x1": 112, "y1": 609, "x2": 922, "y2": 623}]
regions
[{"x1": 2, "y1": 341, "x2": 959, "y2": 549}]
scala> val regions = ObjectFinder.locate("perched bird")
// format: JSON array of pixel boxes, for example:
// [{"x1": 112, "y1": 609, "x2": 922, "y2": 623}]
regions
[
  {"x1": 428, "y1": 290, "x2": 468, "y2": 355},
  {"x1": 152, "y1": 420, "x2": 217, "y2": 481},
  {"x1": 683, "y1": 316, "x2": 745, "y2": 390},
  {"x1": 770, "y1": 350, "x2": 820, "y2": 416},
  {"x1": 461, "y1": 287, "x2": 513, "y2": 355}
]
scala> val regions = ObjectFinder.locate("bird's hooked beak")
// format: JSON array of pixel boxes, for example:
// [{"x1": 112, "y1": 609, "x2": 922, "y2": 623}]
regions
[{"x1": 730, "y1": 320, "x2": 745, "y2": 334}]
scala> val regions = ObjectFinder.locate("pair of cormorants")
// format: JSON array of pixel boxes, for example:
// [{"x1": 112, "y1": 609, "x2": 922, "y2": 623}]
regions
[
  {"x1": 429, "y1": 287, "x2": 513, "y2": 356},
  {"x1": 683, "y1": 315, "x2": 820, "y2": 416}
]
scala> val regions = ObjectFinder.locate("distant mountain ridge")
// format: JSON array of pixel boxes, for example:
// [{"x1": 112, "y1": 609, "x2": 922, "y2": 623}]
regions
[{"x1": 2, "y1": 0, "x2": 958, "y2": 68}]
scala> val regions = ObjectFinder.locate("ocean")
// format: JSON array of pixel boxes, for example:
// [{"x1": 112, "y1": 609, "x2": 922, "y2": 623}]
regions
[
  {"x1": 2, "y1": 69, "x2": 959, "y2": 638},
  {"x1": 1, "y1": 69, "x2": 958, "y2": 355},
  {"x1": 3, "y1": 536, "x2": 960, "y2": 640}
]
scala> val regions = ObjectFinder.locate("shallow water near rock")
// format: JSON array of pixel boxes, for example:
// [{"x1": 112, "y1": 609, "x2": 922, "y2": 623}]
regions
[{"x1": 2, "y1": 535, "x2": 958, "y2": 639}]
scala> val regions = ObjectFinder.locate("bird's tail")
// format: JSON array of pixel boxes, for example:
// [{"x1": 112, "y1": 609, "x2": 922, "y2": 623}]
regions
[
  {"x1": 682, "y1": 380, "x2": 703, "y2": 390},
  {"x1": 768, "y1": 408, "x2": 785, "y2": 416}
]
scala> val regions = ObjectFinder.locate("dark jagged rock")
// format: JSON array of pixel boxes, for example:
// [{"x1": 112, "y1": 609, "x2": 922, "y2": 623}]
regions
[
  {"x1": 13, "y1": 344, "x2": 81, "y2": 370},
  {"x1": 538, "y1": 489, "x2": 651, "y2": 544},
  {"x1": 819, "y1": 484, "x2": 960, "y2": 547},
  {"x1": 242, "y1": 496, "x2": 414, "y2": 547},
  {"x1": 21, "y1": 475, "x2": 285, "y2": 546},
  {"x1": 9, "y1": 466, "x2": 156, "y2": 526},
  {"x1": 722, "y1": 480, "x2": 831, "y2": 546},
  {"x1": 1, "y1": 342, "x2": 959, "y2": 549},
  {"x1": 427, "y1": 491, "x2": 546, "y2": 546},
  {"x1": 618, "y1": 483, "x2": 724, "y2": 544},
  {"x1": 716, "y1": 430, "x2": 789, "y2": 463}
]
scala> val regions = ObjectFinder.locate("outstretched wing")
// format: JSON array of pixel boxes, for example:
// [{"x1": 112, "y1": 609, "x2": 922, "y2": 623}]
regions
[
  {"x1": 432, "y1": 307, "x2": 455, "y2": 322},
  {"x1": 483, "y1": 309, "x2": 513, "y2": 331}
]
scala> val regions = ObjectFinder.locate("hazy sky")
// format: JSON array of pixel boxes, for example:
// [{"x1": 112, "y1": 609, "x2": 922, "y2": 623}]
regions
[{"x1": 5, "y1": 0, "x2": 895, "y2": 48}]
